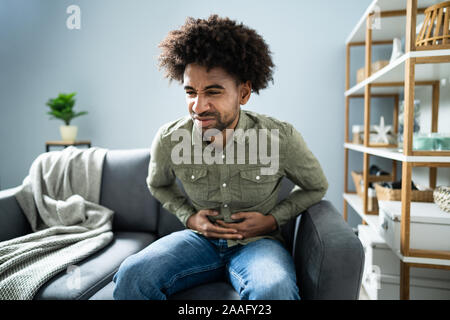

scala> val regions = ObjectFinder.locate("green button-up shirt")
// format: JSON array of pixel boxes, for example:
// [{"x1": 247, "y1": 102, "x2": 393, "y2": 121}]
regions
[{"x1": 146, "y1": 109, "x2": 328, "y2": 247}]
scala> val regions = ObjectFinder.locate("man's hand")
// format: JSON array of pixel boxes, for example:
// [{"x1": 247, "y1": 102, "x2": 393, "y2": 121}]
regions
[
  {"x1": 186, "y1": 209, "x2": 244, "y2": 240},
  {"x1": 216, "y1": 212, "x2": 278, "y2": 239}
]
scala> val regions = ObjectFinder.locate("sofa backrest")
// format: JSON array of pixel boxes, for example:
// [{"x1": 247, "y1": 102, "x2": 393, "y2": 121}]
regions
[{"x1": 99, "y1": 149, "x2": 159, "y2": 233}]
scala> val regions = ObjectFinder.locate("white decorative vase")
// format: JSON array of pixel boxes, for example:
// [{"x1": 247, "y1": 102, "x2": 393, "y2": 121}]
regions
[
  {"x1": 60, "y1": 125, "x2": 78, "y2": 141},
  {"x1": 389, "y1": 38, "x2": 403, "y2": 63}
]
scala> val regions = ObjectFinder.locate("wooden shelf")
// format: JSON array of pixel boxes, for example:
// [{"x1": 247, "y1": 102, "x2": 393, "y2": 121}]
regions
[
  {"x1": 395, "y1": 250, "x2": 450, "y2": 267},
  {"x1": 346, "y1": 0, "x2": 441, "y2": 44},
  {"x1": 343, "y1": 193, "x2": 450, "y2": 267},
  {"x1": 345, "y1": 50, "x2": 450, "y2": 96},
  {"x1": 344, "y1": 193, "x2": 379, "y2": 231},
  {"x1": 344, "y1": 142, "x2": 450, "y2": 163}
]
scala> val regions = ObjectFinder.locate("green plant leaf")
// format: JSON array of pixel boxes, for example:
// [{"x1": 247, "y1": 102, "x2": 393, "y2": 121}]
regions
[
  {"x1": 47, "y1": 110, "x2": 64, "y2": 119},
  {"x1": 45, "y1": 92, "x2": 84, "y2": 125},
  {"x1": 73, "y1": 111, "x2": 88, "y2": 118}
]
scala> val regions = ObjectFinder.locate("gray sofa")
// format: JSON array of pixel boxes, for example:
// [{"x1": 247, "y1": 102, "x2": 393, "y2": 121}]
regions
[{"x1": 0, "y1": 148, "x2": 364, "y2": 300}]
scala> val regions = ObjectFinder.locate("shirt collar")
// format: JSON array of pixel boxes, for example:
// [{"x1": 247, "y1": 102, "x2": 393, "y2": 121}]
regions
[{"x1": 191, "y1": 108, "x2": 251, "y2": 146}]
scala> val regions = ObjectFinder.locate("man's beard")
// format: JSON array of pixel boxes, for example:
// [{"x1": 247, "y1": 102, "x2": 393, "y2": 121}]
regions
[{"x1": 192, "y1": 109, "x2": 237, "y2": 133}]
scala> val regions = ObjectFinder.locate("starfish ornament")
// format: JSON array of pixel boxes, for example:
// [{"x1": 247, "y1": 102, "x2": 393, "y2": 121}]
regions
[{"x1": 373, "y1": 116, "x2": 392, "y2": 144}]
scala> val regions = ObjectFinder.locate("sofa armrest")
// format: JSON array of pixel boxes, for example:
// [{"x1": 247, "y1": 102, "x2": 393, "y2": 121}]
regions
[
  {"x1": 0, "y1": 187, "x2": 32, "y2": 242},
  {"x1": 293, "y1": 200, "x2": 364, "y2": 300}
]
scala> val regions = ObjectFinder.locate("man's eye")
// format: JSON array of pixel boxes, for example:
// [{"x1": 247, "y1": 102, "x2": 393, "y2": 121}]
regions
[{"x1": 186, "y1": 91, "x2": 220, "y2": 96}]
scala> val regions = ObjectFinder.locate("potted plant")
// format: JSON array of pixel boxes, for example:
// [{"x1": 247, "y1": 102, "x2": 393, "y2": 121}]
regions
[{"x1": 46, "y1": 92, "x2": 88, "y2": 141}]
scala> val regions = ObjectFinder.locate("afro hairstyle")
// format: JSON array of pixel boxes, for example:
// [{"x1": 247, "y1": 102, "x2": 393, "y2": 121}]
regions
[{"x1": 157, "y1": 14, "x2": 275, "y2": 94}]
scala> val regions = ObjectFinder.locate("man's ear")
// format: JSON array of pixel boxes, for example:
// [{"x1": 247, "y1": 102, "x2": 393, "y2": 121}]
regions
[{"x1": 240, "y1": 80, "x2": 252, "y2": 105}]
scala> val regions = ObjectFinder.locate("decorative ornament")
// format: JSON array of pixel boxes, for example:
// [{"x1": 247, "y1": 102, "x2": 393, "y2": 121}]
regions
[{"x1": 373, "y1": 116, "x2": 392, "y2": 144}]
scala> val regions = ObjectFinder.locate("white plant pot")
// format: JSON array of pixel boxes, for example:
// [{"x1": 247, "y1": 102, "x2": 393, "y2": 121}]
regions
[{"x1": 60, "y1": 125, "x2": 78, "y2": 141}]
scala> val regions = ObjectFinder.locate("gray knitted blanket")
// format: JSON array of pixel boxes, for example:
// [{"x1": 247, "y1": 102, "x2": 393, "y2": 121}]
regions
[{"x1": 0, "y1": 146, "x2": 114, "y2": 300}]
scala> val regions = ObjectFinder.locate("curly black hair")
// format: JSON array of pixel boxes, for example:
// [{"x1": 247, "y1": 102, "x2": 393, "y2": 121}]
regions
[{"x1": 157, "y1": 14, "x2": 275, "y2": 94}]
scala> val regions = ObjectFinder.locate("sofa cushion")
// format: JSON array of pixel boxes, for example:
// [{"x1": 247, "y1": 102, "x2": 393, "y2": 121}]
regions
[
  {"x1": 34, "y1": 231, "x2": 156, "y2": 300},
  {"x1": 90, "y1": 281, "x2": 241, "y2": 300}
]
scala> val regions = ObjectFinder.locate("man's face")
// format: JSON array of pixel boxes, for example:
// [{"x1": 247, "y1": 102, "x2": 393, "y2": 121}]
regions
[{"x1": 183, "y1": 63, "x2": 250, "y2": 133}]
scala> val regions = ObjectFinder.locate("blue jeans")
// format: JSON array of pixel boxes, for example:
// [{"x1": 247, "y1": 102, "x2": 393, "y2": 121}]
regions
[{"x1": 112, "y1": 229, "x2": 300, "y2": 300}]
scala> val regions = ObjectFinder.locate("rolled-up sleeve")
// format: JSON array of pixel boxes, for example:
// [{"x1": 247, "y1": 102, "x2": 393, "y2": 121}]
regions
[
  {"x1": 269, "y1": 124, "x2": 329, "y2": 228},
  {"x1": 146, "y1": 126, "x2": 196, "y2": 227}
]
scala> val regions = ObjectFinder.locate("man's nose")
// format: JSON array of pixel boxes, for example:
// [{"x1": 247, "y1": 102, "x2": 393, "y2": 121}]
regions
[{"x1": 192, "y1": 94, "x2": 210, "y2": 115}]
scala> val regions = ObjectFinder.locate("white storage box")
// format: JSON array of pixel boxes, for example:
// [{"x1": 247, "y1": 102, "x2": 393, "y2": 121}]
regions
[
  {"x1": 364, "y1": 272, "x2": 450, "y2": 300},
  {"x1": 358, "y1": 225, "x2": 450, "y2": 300},
  {"x1": 358, "y1": 225, "x2": 450, "y2": 280},
  {"x1": 377, "y1": 201, "x2": 450, "y2": 252}
]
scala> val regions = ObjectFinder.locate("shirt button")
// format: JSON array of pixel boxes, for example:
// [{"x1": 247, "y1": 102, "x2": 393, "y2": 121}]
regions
[
  {"x1": 222, "y1": 183, "x2": 227, "y2": 188},
  {"x1": 223, "y1": 204, "x2": 228, "y2": 208},
  {"x1": 256, "y1": 175, "x2": 260, "y2": 180},
  {"x1": 191, "y1": 175, "x2": 195, "y2": 180},
  {"x1": 221, "y1": 154, "x2": 225, "y2": 159}
]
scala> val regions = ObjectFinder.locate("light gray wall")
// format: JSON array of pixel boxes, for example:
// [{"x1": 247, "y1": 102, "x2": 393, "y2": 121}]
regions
[{"x1": 1, "y1": 0, "x2": 376, "y2": 220}]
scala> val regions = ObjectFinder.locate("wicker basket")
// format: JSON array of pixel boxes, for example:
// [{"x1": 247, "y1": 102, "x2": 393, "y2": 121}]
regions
[
  {"x1": 433, "y1": 186, "x2": 450, "y2": 213},
  {"x1": 356, "y1": 60, "x2": 389, "y2": 83},
  {"x1": 374, "y1": 183, "x2": 434, "y2": 202},
  {"x1": 416, "y1": 1, "x2": 450, "y2": 48},
  {"x1": 351, "y1": 171, "x2": 386, "y2": 212}
]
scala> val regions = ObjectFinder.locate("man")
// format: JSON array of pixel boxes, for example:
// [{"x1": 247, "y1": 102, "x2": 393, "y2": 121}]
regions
[{"x1": 113, "y1": 14, "x2": 328, "y2": 300}]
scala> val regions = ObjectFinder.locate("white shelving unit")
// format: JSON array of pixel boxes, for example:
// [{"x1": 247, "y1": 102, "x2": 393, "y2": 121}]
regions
[
  {"x1": 346, "y1": 50, "x2": 450, "y2": 96},
  {"x1": 343, "y1": 193, "x2": 379, "y2": 231},
  {"x1": 343, "y1": 0, "x2": 450, "y2": 299},
  {"x1": 344, "y1": 142, "x2": 450, "y2": 162},
  {"x1": 346, "y1": 0, "x2": 440, "y2": 43}
]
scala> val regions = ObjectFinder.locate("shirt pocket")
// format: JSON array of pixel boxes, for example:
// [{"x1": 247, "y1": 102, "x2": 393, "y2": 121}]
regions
[
  {"x1": 174, "y1": 166, "x2": 209, "y2": 202},
  {"x1": 239, "y1": 168, "x2": 280, "y2": 202}
]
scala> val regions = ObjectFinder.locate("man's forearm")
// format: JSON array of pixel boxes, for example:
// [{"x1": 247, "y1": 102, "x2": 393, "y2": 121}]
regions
[
  {"x1": 147, "y1": 181, "x2": 196, "y2": 227},
  {"x1": 269, "y1": 184, "x2": 327, "y2": 229},
  {"x1": 269, "y1": 124, "x2": 329, "y2": 229}
]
